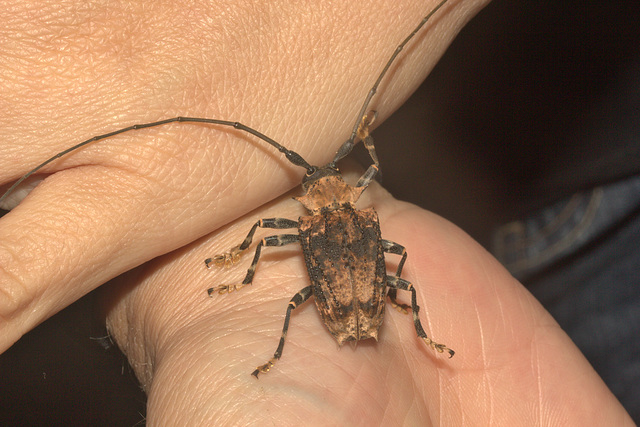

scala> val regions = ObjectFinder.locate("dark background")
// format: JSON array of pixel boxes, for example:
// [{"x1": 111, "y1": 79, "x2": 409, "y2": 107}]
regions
[
  {"x1": 2, "y1": 0, "x2": 638, "y2": 424},
  {"x1": 373, "y1": 0, "x2": 640, "y2": 248}
]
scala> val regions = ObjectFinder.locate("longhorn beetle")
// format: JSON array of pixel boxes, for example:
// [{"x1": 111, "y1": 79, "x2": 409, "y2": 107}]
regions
[{"x1": 0, "y1": 0, "x2": 454, "y2": 378}]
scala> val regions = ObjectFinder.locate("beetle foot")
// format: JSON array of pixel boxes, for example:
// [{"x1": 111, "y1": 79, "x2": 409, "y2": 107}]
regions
[
  {"x1": 205, "y1": 245, "x2": 245, "y2": 268},
  {"x1": 207, "y1": 282, "x2": 250, "y2": 296},
  {"x1": 390, "y1": 301, "x2": 410, "y2": 314},
  {"x1": 423, "y1": 337, "x2": 455, "y2": 358},
  {"x1": 251, "y1": 358, "x2": 276, "y2": 378},
  {"x1": 357, "y1": 110, "x2": 378, "y2": 139}
]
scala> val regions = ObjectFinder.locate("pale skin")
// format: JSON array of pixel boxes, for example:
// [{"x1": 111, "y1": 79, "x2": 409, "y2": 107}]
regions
[{"x1": 0, "y1": 0, "x2": 634, "y2": 425}]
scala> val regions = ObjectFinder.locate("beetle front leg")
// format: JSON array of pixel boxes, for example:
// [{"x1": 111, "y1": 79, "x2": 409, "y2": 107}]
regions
[
  {"x1": 252, "y1": 285, "x2": 313, "y2": 378},
  {"x1": 382, "y1": 239, "x2": 410, "y2": 313},
  {"x1": 354, "y1": 111, "x2": 381, "y2": 190},
  {"x1": 386, "y1": 275, "x2": 454, "y2": 358},
  {"x1": 205, "y1": 218, "x2": 298, "y2": 268},
  {"x1": 207, "y1": 234, "x2": 299, "y2": 296}
]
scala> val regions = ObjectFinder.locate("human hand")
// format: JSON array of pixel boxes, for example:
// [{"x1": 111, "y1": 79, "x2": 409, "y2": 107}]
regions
[
  {"x1": 104, "y1": 169, "x2": 633, "y2": 425},
  {"x1": 0, "y1": 0, "x2": 487, "y2": 353}
]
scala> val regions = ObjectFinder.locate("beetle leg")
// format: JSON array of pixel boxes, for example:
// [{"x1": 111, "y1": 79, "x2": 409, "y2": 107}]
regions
[
  {"x1": 382, "y1": 240, "x2": 410, "y2": 314},
  {"x1": 252, "y1": 285, "x2": 313, "y2": 378},
  {"x1": 205, "y1": 218, "x2": 299, "y2": 268},
  {"x1": 355, "y1": 111, "x2": 381, "y2": 189},
  {"x1": 207, "y1": 234, "x2": 299, "y2": 296},
  {"x1": 386, "y1": 275, "x2": 454, "y2": 358}
]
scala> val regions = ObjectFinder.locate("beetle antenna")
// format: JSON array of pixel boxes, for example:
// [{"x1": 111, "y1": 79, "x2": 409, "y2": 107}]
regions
[
  {"x1": 0, "y1": 117, "x2": 314, "y2": 208},
  {"x1": 332, "y1": 0, "x2": 448, "y2": 165}
]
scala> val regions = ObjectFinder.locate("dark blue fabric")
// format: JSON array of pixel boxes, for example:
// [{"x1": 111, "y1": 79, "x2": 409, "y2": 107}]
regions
[{"x1": 493, "y1": 175, "x2": 640, "y2": 421}]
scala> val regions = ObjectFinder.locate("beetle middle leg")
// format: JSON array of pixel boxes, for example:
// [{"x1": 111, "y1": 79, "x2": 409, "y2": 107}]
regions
[
  {"x1": 386, "y1": 275, "x2": 455, "y2": 358},
  {"x1": 382, "y1": 239, "x2": 411, "y2": 314},
  {"x1": 252, "y1": 285, "x2": 313, "y2": 378},
  {"x1": 205, "y1": 218, "x2": 300, "y2": 296}
]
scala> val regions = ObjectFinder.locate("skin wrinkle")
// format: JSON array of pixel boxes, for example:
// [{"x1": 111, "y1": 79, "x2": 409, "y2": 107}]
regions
[
  {"x1": 56, "y1": 167, "x2": 149, "y2": 239},
  {"x1": 472, "y1": 302, "x2": 492, "y2": 419},
  {"x1": 1, "y1": 198, "x2": 99, "y2": 324},
  {"x1": 406, "y1": 361, "x2": 427, "y2": 425},
  {"x1": 438, "y1": 376, "x2": 445, "y2": 427},
  {"x1": 0, "y1": 262, "x2": 30, "y2": 322},
  {"x1": 531, "y1": 329, "x2": 544, "y2": 426},
  {"x1": 346, "y1": 359, "x2": 382, "y2": 422},
  {"x1": 364, "y1": 359, "x2": 390, "y2": 421},
  {"x1": 376, "y1": 353, "x2": 404, "y2": 419},
  {"x1": 304, "y1": 347, "x2": 362, "y2": 420},
  {"x1": 379, "y1": 355, "x2": 397, "y2": 423},
  {"x1": 409, "y1": 395, "x2": 424, "y2": 427},
  {"x1": 152, "y1": 299, "x2": 221, "y2": 355},
  {"x1": 381, "y1": 378, "x2": 405, "y2": 425},
  {"x1": 22, "y1": 5, "x2": 133, "y2": 96},
  {"x1": 490, "y1": 270, "x2": 511, "y2": 343},
  {"x1": 452, "y1": 373, "x2": 464, "y2": 426},
  {"x1": 454, "y1": 234, "x2": 497, "y2": 379},
  {"x1": 125, "y1": 263, "x2": 208, "y2": 384},
  {"x1": 124, "y1": 286, "x2": 154, "y2": 388}
]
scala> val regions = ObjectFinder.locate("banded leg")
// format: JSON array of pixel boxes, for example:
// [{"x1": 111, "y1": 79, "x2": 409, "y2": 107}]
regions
[
  {"x1": 329, "y1": 110, "x2": 380, "y2": 188},
  {"x1": 355, "y1": 111, "x2": 381, "y2": 189},
  {"x1": 387, "y1": 275, "x2": 454, "y2": 358},
  {"x1": 382, "y1": 239, "x2": 410, "y2": 313},
  {"x1": 207, "y1": 234, "x2": 299, "y2": 295},
  {"x1": 205, "y1": 218, "x2": 298, "y2": 268},
  {"x1": 252, "y1": 286, "x2": 313, "y2": 378}
]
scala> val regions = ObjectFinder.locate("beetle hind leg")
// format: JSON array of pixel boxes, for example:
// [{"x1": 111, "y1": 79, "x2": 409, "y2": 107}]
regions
[
  {"x1": 252, "y1": 286, "x2": 313, "y2": 378},
  {"x1": 387, "y1": 289, "x2": 411, "y2": 314},
  {"x1": 382, "y1": 239, "x2": 411, "y2": 314},
  {"x1": 386, "y1": 275, "x2": 454, "y2": 358}
]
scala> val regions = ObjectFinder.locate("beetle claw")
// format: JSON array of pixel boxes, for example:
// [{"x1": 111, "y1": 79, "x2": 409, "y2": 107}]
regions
[
  {"x1": 207, "y1": 282, "x2": 249, "y2": 296},
  {"x1": 390, "y1": 301, "x2": 410, "y2": 314},
  {"x1": 423, "y1": 337, "x2": 454, "y2": 358},
  {"x1": 205, "y1": 245, "x2": 245, "y2": 268},
  {"x1": 251, "y1": 359, "x2": 276, "y2": 378}
]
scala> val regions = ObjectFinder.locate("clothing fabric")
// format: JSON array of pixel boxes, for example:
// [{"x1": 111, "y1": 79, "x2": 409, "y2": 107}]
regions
[{"x1": 493, "y1": 175, "x2": 640, "y2": 420}]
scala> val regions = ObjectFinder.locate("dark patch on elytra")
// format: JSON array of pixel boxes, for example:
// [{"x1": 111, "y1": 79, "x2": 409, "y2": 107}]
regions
[{"x1": 299, "y1": 206, "x2": 386, "y2": 345}]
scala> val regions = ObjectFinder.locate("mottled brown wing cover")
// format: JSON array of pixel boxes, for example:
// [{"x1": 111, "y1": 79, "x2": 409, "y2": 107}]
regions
[{"x1": 298, "y1": 205, "x2": 386, "y2": 345}]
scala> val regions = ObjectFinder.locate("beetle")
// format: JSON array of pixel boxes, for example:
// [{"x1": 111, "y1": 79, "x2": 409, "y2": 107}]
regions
[
  {"x1": 206, "y1": 109, "x2": 454, "y2": 378},
  {"x1": 0, "y1": 0, "x2": 454, "y2": 378}
]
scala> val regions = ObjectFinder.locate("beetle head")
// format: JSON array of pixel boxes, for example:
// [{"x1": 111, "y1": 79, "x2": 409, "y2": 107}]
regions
[
  {"x1": 295, "y1": 165, "x2": 364, "y2": 213},
  {"x1": 301, "y1": 165, "x2": 341, "y2": 190}
]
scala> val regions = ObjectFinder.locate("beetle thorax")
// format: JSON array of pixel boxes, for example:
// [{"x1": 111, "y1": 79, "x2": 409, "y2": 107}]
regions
[{"x1": 295, "y1": 176, "x2": 365, "y2": 214}]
